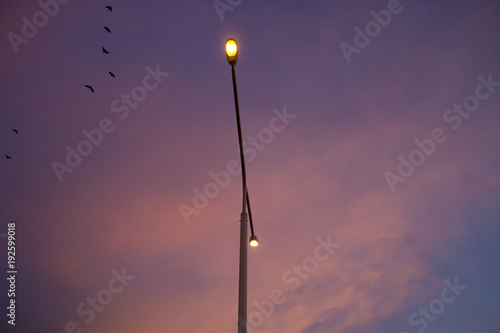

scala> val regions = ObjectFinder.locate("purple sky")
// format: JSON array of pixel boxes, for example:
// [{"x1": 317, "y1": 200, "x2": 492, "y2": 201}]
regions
[{"x1": 1, "y1": 0, "x2": 500, "y2": 332}]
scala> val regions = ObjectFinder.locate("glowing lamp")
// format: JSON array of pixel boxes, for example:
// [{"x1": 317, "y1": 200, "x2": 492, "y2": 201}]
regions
[
  {"x1": 249, "y1": 235, "x2": 259, "y2": 247},
  {"x1": 225, "y1": 38, "x2": 238, "y2": 65}
]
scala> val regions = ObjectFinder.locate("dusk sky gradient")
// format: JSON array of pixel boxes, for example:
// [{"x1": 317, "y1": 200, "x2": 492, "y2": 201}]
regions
[{"x1": 1, "y1": 0, "x2": 500, "y2": 332}]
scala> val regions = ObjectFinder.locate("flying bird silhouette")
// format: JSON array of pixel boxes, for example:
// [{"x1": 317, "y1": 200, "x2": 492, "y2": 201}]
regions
[
  {"x1": 12, "y1": 129, "x2": 18, "y2": 134},
  {"x1": 105, "y1": 6, "x2": 112, "y2": 12},
  {"x1": 104, "y1": 26, "x2": 111, "y2": 33},
  {"x1": 102, "y1": 47, "x2": 109, "y2": 54},
  {"x1": 85, "y1": 85, "x2": 95, "y2": 93},
  {"x1": 5, "y1": 154, "x2": 12, "y2": 159},
  {"x1": 109, "y1": 71, "x2": 115, "y2": 78}
]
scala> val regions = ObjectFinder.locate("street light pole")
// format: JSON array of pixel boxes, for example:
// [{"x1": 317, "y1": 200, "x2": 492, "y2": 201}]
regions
[
  {"x1": 225, "y1": 38, "x2": 258, "y2": 333},
  {"x1": 231, "y1": 62, "x2": 249, "y2": 333}
]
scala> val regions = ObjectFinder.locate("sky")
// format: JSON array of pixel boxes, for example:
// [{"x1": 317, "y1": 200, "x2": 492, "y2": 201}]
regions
[{"x1": 1, "y1": 0, "x2": 500, "y2": 332}]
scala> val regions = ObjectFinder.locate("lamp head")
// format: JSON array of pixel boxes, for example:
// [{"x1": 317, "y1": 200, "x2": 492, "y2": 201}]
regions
[
  {"x1": 225, "y1": 38, "x2": 238, "y2": 65},
  {"x1": 249, "y1": 235, "x2": 259, "y2": 247}
]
